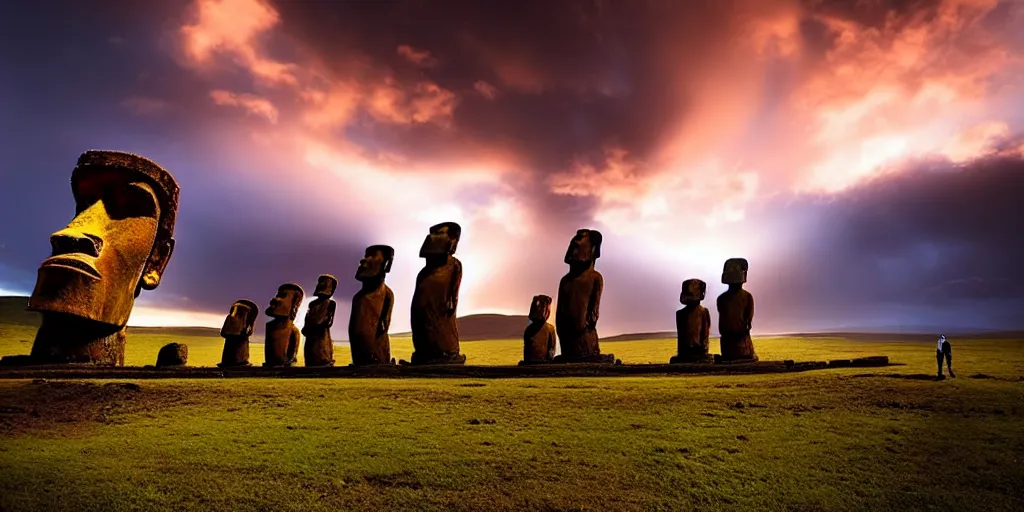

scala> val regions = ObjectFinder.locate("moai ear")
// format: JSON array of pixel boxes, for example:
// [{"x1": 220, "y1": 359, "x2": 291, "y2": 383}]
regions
[
  {"x1": 137, "y1": 238, "x2": 175, "y2": 295},
  {"x1": 589, "y1": 230, "x2": 603, "y2": 259}
]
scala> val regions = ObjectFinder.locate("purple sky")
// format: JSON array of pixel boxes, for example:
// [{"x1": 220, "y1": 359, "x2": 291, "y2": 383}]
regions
[{"x1": 1, "y1": 0, "x2": 1023, "y2": 337}]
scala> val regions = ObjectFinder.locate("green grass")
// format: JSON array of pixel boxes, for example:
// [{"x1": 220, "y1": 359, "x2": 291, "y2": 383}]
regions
[
  {"x1": 4, "y1": 319, "x2": 1024, "y2": 376},
  {"x1": 1, "y1": 324, "x2": 1023, "y2": 511}
]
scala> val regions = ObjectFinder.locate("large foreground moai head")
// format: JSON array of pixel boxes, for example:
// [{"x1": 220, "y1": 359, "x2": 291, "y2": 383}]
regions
[
  {"x1": 419, "y1": 222, "x2": 461, "y2": 258},
  {"x1": 266, "y1": 283, "x2": 304, "y2": 320},
  {"x1": 220, "y1": 299, "x2": 259, "y2": 338},
  {"x1": 313, "y1": 274, "x2": 338, "y2": 299},
  {"x1": 528, "y1": 295, "x2": 552, "y2": 324},
  {"x1": 356, "y1": 245, "x2": 395, "y2": 281},
  {"x1": 564, "y1": 229, "x2": 602, "y2": 266},
  {"x1": 680, "y1": 279, "x2": 707, "y2": 306},
  {"x1": 28, "y1": 150, "x2": 179, "y2": 327},
  {"x1": 722, "y1": 258, "x2": 749, "y2": 285}
]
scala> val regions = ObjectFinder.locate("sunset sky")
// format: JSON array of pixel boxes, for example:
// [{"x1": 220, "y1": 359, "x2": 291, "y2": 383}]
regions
[{"x1": 1, "y1": 0, "x2": 1023, "y2": 337}]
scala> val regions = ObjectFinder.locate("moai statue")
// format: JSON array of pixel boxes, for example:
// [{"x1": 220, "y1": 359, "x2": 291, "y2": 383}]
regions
[
  {"x1": 1, "y1": 151, "x2": 179, "y2": 367},
  {"x1": 218, "y1": 299, "x2": 259, "y2": 367},
  {"x1": 519, "y1": 295, "x2": 556, "y2": 365},
  {"x1": 349, "y1": 245, "x2": 396, "y2": 366},
  {"x1": 670, "y1": 279, "x2": 712, "y2": 364},
  {"x1": 716, "y1": 258, "x2": 758, "y2": 363},
  {"x1": 156, "y1": 343, "x2": 188, "y2": 367},
  {"x1": 302, "y1": 274, "x2": 338, "y2": 367},
  {"x1": 407, "y1": 222, "x2": 466, "y2": 365},
  {"x1": 553, "y1": 229, "x2": 615, "y2": 363},
  {"x1": 263, "y1": 283, "x2": 303, "y2": 367}
]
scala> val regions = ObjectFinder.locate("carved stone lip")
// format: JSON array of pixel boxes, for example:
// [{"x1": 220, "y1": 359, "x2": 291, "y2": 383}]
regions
[{"x1": 40, "y1": 254, "x2": 101, "y2": 280}]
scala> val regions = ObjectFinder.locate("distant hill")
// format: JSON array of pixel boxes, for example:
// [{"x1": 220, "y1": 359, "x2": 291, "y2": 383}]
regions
[
  {"x1": 603, "y1": 331, "x2": 676, "y2": 342},
  {"x1": 394, "y1": 314, "x2": 529, "y2": 341}
]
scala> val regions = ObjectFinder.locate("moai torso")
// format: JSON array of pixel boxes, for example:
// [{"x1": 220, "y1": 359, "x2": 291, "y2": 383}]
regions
[
  {"x1": 523, "y1": 322, "x2": 557, "y2": 363},
  {"x1": 675, "y1": 305, "x2": 711, "y2": 359},
  {"x1": 265, "y1": 318, "x2": 301, "y2": 366},
  {"x1": 556, "y1": 268, "x2": 603, "y2": 358},
  {"x1": 410, "y1": 256, "x2": 462, "y2": 357},
  {"x1": 717, "y1": 287, "x2": 756, "y2": 361},
  {"x1": 302, "y1": 297, "x2": 336, "y2": 367},
  {"x1": 349, "y1": 283, "x2": 394, "y2": 365}
]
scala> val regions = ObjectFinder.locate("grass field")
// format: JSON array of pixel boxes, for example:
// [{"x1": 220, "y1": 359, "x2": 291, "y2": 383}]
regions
[{"x1": 1, "y1": 324, "x2": 1023, "y2": 511}]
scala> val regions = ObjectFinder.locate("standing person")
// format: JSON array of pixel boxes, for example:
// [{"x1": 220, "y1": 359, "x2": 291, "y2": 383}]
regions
[{"x1": 936, "y1": 335, "x2": 955, "y2": 378}]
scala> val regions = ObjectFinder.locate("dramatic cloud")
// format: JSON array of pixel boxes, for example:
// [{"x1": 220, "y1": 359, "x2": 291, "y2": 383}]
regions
[
  {"x1": 209, "y1": 89, "x2": 278, "y2": 123},
  {"x1": 754, "y1": 153, "x2": 1024, "y2": 331},
  {"x1": 1, "y1": 0, "x2": 1022, "y2": 336}
]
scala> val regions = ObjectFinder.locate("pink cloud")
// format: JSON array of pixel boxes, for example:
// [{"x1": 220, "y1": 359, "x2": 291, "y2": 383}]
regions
[
  {"x1": 473, "y1": 80, "x2": 499, "y2": 100},
  {"x1": 397, "y1": 44, "x2": 437, "y2": 67},
  {"x1": 209, "y1": 89, "x2": 279, "y2": 123}
]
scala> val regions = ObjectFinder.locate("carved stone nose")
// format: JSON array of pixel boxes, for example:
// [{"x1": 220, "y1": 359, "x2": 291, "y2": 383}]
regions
[{"x1": 50, "y1": 233, "x2": 102, "y2": 257}]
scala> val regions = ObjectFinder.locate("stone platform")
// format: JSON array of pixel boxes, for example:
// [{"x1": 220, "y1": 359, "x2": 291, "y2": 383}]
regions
[{"x1": 0, "y1": 356, "x2": 892, "y2": 379}]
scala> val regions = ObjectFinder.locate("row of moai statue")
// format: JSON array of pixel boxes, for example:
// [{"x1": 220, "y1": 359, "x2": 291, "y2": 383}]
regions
[
  {"x1": 218, "y1": 245, "x2": 399, "y2": 368},
  {"x1": 518, "y1": 246, "x2": 757, "y2": 365},
  {"x1": 1, "y1": 150, "x2": 756, "y2": 368}
]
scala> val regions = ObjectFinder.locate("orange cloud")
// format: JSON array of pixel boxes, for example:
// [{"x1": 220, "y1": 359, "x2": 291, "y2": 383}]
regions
[
  {"x1": 179, "y1": 0, "x2": 297, "y2": 86},
  {"x1": 365, "y1": 79, "x2": 458, "y2": 126},
  {"x1": 791, "y1": 0, "x2": 1020, "y2": 192},
  {"x1": 940, "y1": 121, "x2": 1011, "y2": 163},
  {"x1": 397, "y1": 44, "x2": 437, "y2": 67},
  {"x1": 473, "y1": 80, "x2": 499, "y2": 100},
  {"x1": 209, "y1": 89, "x2": 279, "y2": 123}
]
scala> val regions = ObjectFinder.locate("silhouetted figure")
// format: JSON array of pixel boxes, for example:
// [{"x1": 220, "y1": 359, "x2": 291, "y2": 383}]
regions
[
  {"x1": 303, "y1": 274, "x2": 338, "y2": 367},
  {"x1": 218, "y1": 299, "x2": 259, "y2": 367},
  {"x1": 349, "y1": 245, "x2": 396, "y2": 366},
  {"x1": 408, "y1": 222, "x2": 465, "y2": 365},
  {"x1": 554, "y1": 229, "x2": 614, "y2": 363},
  {"x1": 936, "y1": 334, "x2": 954, "y2": 378},
  {"x1": 264, "y1": 283, "x2": 303, "y2": 367},
  {"x1": 670, "y1": 279, "x2": 712, "y2": 364},
  {"x1": 12, "y1": 151, "x2": 179, "y2": 366},
  {"x1": 716, "y1": 258, "x2": 758, "y2": 363},
  {"x1": 520, "y1": 295, "x2": 556, "y2": 365}
]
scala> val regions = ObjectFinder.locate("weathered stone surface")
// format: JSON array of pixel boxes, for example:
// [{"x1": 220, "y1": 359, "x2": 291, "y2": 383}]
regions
[
  {"x1": 264, "y1": 283, "x2": 303, "y2": 367},
  {"x1": 671, "y1": 278, "x2": 712, "y2": 364},
  {"x1": 303, "y1": 274, "x2": 337, "y2": 367},
  {"x1": 555, "y1": 229, "x2": 613, "y2": 364},
  {"x1": 717, "y1": 258, "x2": 757, "y2": 363},
  {"x1": 219, "y1": 299, "x2": 258, "y2": 367},
  {"x1": 349, "y1": 245, "x2": 396, "y2": 366},
  {"x1": 23, "y1": 151, "x2": 179, "y2": 366},
  {"x1": 410, "y1": 223, "x2": 464, "y2": 365},
  {"x1": 521, "y1": 295, "x2": 556, "y2": 364},
  {"x1": 156, "y1": 343, "x2": 187, "y2": 367}
]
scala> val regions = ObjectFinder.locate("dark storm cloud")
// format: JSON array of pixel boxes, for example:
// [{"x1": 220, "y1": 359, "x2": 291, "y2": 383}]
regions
[
  {"x1": 753, "y1": 154, "x2": 1024, "y2": 330},
  {"x1": 270, "y1": 0, "x2": 777, "y2": 174}
]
